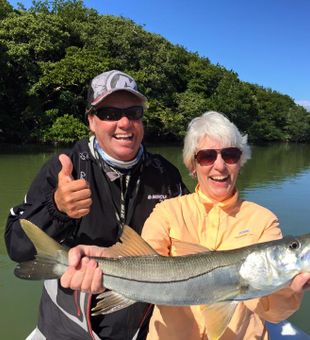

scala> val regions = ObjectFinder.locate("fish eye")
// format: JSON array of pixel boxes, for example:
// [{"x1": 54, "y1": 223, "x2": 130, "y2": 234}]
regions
[{"x1": 289, "y1": 240, "x2": 300, "y2": 250}]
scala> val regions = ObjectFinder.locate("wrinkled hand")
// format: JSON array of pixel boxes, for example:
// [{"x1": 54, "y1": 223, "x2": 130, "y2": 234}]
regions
[
  {"x1": 54, "y1": 154, "x2": 92, "y2": 218},
  {"x1": 61, "y1": 245, "x2": 107, "y2": 294},
  {"x1": 290, "y1": 272, "x2": 310, "y2": 294}
]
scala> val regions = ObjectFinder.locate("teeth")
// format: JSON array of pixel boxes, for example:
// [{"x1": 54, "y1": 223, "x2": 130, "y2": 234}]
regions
[
  {"x1": 114, "y1": 134, "x2": 133, "y2": 140},
  {"x1": 210, "y1": 176, "x2": 228, "y2": 181}
]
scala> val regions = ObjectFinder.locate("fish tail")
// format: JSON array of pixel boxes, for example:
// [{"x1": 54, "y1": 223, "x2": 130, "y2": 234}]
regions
[
  {"x1": 14, "y1": 219, "x2": 68, "y2": 280},
  {"x1": 14, "y1": 256, "x2": 65, "y2": 280}
]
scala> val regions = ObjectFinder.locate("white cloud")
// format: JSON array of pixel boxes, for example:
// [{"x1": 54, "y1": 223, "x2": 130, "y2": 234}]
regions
[{"x1": 295, "y1": 100, "x2": 310, "y2": 112}]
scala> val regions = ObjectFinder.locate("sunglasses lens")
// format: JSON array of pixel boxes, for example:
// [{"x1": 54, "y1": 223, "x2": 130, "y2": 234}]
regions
[
  {"x1": 195, "y1": 147, "x2": 242, "y2": 165},
  {"x1": 95, "y1": 108, "x2": 121, "y2": 121},
  {"x1": 95, "y1": 106, "x2": 144, "y2": 121},
  {"x1": 125, "y1": 106, "x2": 144, "y2": 120},
  {"x1": 221, "y1": 147, "x2": 242, "y2": 164},
  {"x1": 195, "y1": 149, "x2": 217, "y2": 165}
]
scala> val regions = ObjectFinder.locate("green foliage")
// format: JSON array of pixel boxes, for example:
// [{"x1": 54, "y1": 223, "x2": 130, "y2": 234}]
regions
[
  {"x1": 144, "y1": 99, "x2": 183, "y2": 140},
  {"x1": 30, "y1": 47, "x2": 111, "y2": 120},
  {"x1": 248, "y1": 119, "x2": 284, "y2": 142},
  {"x1": 0, "y1": 0, "x2": 309, "y2": 144},
  {"x1": 207, "y1": 76, "x2": 259, "y2": 134},
  {"x1": 0, "y1": 12, "x2": 70, "y2": 63},
  {"x1": 186, "y1": 58, "x2": 226, "y2": 97},
  {"x1": 174, "y1": 90, "x2": 209, "y2": 137},
  {"x1": 284, "y1": 106, "x2": 310, "y2": 142},
  {"x1": 43, "y1": 113, "x2": 89, "y2": 144},
  {"x1": 0, "y1": 0, "x2": 13, "y2": 20}
]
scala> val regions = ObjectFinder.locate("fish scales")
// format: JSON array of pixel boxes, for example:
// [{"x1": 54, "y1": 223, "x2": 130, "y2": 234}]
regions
[
  {"x1": 102, "y1": 261, "x2": 244, "y2": 305},
  {"x1": 96, "y1": 249, "x2": 249, "y2": 283}
]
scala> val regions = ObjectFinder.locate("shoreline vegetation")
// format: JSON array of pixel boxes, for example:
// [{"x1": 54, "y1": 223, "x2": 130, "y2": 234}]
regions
[{"x1": 1, "y1": 0, "x2": 309, "y2": 146}]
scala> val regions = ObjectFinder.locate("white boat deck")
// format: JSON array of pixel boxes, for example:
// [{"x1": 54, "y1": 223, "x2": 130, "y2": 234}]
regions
[{"x1": 266, "y1": 320, "x2": 310, "y2": 339}]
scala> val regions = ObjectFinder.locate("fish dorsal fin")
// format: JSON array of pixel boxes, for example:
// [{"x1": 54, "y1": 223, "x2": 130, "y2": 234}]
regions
[
  {"x1": 92, "y1": 290, "x2": 136, "y2": 315},
  {"x1": 105, "y1": 225, "x2": 157, "y2": 257},
  {"x1": 20, "y1": 219, "x2": 65, "y2": 256},
  {"x1": 171, "y1": 238, "x2": 210, "y2": 256},
  {"x1": 201, "y1": 302, "x2": 238, "y2": 340}
]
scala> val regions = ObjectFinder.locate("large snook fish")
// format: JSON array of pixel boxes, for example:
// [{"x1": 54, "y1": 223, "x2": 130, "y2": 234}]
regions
[{"x1": 15, "y1": 219, "x2": 310, "y2": 339}]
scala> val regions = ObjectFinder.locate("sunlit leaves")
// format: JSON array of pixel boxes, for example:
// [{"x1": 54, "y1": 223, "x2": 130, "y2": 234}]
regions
[
  {"x1": 1, "y1": 0, "x2": 309, "y2": 144},
  {"x1": 42, "y1": 113, "x2": 89, "y2": 144}
]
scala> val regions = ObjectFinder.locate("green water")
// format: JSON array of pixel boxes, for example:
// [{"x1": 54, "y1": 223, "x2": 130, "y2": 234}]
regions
[{"x1": 1, "y1": 143, "x2": 310, "y2": 338}]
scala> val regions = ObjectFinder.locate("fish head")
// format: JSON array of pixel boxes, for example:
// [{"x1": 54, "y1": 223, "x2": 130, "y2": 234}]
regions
[
  {"x1": 240, "y1": 234, "x2": 310, "y2": 291},
  {"x1": 267, "y1": 233, "x2": 310, "y2": 281}
]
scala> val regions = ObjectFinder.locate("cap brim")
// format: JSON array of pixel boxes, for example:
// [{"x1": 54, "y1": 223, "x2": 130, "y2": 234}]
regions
[{"x1": 91, "y1": 88, "x2": 147, "y2": 107}]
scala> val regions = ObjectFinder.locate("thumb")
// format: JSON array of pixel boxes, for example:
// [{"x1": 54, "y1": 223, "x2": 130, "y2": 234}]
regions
[
  {"x1": 58, "y1": 154, "x2": 74, "y2": 182},
  {"x1": 68, "y1": 246, "x2": 84, "y2": 267}
]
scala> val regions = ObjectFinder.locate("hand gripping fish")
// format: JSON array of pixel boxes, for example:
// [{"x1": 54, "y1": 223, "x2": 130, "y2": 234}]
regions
[{"x1": 15, "y1": 219, "x2": 310, "y2": 339}]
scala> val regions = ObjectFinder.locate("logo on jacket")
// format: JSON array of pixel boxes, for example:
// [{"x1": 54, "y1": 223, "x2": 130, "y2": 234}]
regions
[{"x1": 148, "y1": 194, "x2": 167, "y2": 202}]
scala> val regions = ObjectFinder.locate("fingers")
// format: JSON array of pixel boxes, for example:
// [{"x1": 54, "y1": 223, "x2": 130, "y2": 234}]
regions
[
  {"x1": 290, "y1": 273, "x2": 310, "y2": 293},
  {"x1": 69, "y1": 245, "x2": 109, "y2": 263},
  {"x1": 60, "y1": 257, "x2": 104, "y2": 294},
  {"x1": 58, "y1": 185, "x2": 92, "y2": 218},
  {"x1": 54, "y1": 154, "x2": 92, "y2": 218},
  {"x1": 82, "y1": 261, "x2": 104, "y2": 293},
  {"x1": 55, "y1": 183, "x2": 92, "y2": 218},
  {"x1": 300, "y1": 273, "x2": 310, "y2": 291},
  {"x1": 303, "y1": 282, "x2": 310, "y2": 292},
  {"x1": 91, "y1": 267, "x2": 105, "y2": 294},
  {"x1": 60, "y1": 257, "x2": 91, "y2": 290},
  {"x1": 68, "y1": 246, "x2": 85, "y2": 267},
  {"x1": 58, "y1": 154, "x2": 74, "y2": 183},
  {"x1": 61, "y1": 263, "x2": 79, "y2": 288},
  {"x1": 73, "y1": 258, "x2": 96, "y2": 292}
]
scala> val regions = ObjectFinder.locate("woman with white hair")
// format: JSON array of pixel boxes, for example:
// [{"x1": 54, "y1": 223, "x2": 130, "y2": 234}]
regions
[{"x1": 141, "y1": 111, "x2": 308, "y2": 339}]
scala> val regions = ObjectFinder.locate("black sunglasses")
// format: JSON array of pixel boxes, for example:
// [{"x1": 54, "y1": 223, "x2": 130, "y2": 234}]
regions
[
  {"x1": 93, "y1": 106, "x2": 144, "y2": 121},
  {"x1": 195, "y1": 147, "x2": 242, "y2": 166}
]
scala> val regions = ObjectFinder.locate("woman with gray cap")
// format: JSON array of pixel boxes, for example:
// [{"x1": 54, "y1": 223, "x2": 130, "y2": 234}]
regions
[{"x1": 5, "y1": 70, "x2": 188, "y2": 340}]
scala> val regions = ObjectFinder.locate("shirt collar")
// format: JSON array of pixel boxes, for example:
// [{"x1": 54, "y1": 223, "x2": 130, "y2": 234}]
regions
[{"x1": 195, "y1": 184, "x2": 239, "y2": 210}]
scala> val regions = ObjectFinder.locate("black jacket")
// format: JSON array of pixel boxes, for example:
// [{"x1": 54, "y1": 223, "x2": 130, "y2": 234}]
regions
[{"x1": 5, "y1": 138, "x2": 188, "y2": 340}]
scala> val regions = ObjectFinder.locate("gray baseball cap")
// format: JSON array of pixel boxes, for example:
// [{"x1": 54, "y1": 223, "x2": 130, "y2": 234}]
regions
[{"x1": 87, "y1": 70, "x2": 147, "y2": 110}]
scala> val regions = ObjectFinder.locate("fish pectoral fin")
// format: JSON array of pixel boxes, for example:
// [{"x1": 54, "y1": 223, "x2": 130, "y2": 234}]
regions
[
  {"x1": 105, "y1": 225, "x2": 158, "y2": 257},
  {"x1": 201, "y1": 301, "x2": 238, "y2": 340},
  {"x1": 170, "y1": 238, "x2": 210, "y2": 255},
  {"x1": 92, "y1": 290, "x2": 137, "y2": 315}
]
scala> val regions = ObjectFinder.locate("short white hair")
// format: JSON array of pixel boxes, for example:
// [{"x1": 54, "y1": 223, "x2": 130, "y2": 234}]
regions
[{"x1": 183, "y1": 111, "x2": 251, "y2": 173}]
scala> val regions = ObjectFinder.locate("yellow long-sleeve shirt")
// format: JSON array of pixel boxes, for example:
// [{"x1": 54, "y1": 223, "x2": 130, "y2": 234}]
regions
[{"x1": 141, "y1": 186, "x2": 302, "y2": 340}]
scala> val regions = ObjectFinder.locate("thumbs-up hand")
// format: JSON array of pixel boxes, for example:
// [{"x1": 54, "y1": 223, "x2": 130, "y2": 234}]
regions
[{"x1": 54, "y1": 154, "x2": 92, "y2": 219}]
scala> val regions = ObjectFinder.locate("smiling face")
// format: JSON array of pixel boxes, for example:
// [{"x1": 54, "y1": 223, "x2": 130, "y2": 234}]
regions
[
  {"x1": 88, "y1": 91, "x2": 144, "y2": 161},
  {"x1": 194, "y1": 137, "x2": 241, "y2": 202}
]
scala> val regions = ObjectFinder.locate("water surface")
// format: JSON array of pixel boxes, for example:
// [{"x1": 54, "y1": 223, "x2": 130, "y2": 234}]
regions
[{"x1": 1, "y1": 143, "x2": 310, "y2": 338}]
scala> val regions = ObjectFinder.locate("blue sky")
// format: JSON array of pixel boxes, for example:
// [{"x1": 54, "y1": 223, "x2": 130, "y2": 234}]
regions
[{"x1": 8, "y1": 0, "x2": 310, "y2": 110}]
